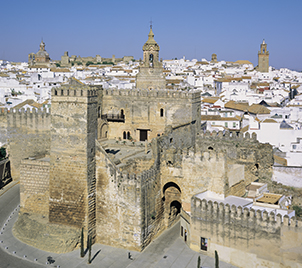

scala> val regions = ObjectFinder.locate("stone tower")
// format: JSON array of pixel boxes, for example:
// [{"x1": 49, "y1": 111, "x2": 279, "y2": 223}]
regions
[
  {"x1": 211, "y1": 53, "x2": 217, "y2": 63},
  {"x1": 49, "y1": 79, "x2": 99, "y2": 239},
  {"x1": 136, "y1": 26, "x2": 166, "y2": 89},
  {"x1": 258, "y1": 39, "x2": 269, "y2": 72},
  {"x1": 28, "y1": 40, "x2": 51, "y2": 67}
]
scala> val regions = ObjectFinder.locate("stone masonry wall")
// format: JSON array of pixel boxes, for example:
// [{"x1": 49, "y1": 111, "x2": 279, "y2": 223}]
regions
[
  {"x1": 1, "y1": 108, "x2": 51, "y2": 180},
  {"x1": 49, "y1": 84, "x2": 98, "y2": 236},
  {"x1": 20, "y1": 158, "x2": 50, "y2": 216},
  {"x1": 190, "y1": 196, "x2": 302, "y2": 268},
  {"x1": 102, "y1": 89, "x2": 200, "y2": 142},
  {"x1": 0, "y1": 108, "x2": 7, "y2": 145},
  {"x1": 95, "y1": 140, "x2": 164, "y2": 251},
  {"x1": 196, "y1": 131, "x2": 273, "y2": 194}
]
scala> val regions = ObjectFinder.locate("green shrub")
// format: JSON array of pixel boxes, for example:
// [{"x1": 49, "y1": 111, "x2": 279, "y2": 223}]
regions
[
  {"x1": 293, "y1": 205, "x2": 302, "y2": 218},
  {"x1": 0, "y1": 147, "x2": 6, "y2": 160}
]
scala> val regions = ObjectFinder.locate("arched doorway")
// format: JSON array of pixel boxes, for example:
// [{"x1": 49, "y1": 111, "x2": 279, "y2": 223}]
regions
[
  {"x1": 162, "y1": 182, "x2": 181, "y2": 227},
  {"x1": 99, "y1": 123, "x2": 108, "y2": 139}
]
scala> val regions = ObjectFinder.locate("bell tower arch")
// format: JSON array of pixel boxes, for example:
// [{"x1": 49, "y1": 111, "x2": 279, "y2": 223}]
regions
[
  {"x1": 258, "y1": 39, "x2": 269, "y2": 72},
  {"x1": 136, "y1": 25, "x2": 166, "y2": 89}
]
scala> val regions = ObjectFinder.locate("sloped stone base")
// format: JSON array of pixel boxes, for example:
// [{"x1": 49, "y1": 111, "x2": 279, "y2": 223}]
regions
[{"x1": 13, "y1": 213, "x2": 80, "y2": 253}]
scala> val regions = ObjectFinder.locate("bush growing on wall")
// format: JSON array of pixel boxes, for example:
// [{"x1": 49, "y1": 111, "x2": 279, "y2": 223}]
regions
[{"x1": 0, "y1": 147, "x2": 6, "y2": 161}]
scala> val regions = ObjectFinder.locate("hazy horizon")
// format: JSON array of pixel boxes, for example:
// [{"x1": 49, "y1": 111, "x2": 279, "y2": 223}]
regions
[{"x1": 1, "y1": 0, "x2": 302, "y2": 71}]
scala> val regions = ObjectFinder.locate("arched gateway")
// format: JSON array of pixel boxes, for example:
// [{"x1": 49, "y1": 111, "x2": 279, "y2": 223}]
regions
[{"x1": 162, "y1": 182, "x2": 182, "y2": 227}]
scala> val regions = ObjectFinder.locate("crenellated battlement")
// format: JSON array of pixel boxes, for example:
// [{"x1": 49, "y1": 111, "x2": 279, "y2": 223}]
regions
[
  {"x1": 192, "y1": 196, "x2": 301, "y2": 230},
  {"x1": 2, "y1": 107, "x2": 51, "y2": 130},
  {"x1": 103, "y1": 88, "x2": 200, "y2": 100},
  {"x1": 51, "y1": 84, "x2": 99, "y2": 98},
  {"x1": 200, "y1": 130, "x2": 258, "y2": 143}
]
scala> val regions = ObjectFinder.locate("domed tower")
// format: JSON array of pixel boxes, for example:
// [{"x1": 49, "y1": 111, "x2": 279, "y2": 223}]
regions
[
  {"x1": 257, "y1": 39, "x2": 269, "y2": 72},
  {"x1": 136, "y1": 26, "x2": 166, "y2": 90},
  {"x1": 28, "y1": 40, "x2": 51, "y2": 67}
]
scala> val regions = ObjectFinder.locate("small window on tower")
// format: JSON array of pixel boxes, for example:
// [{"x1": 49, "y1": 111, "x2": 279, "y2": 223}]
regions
[{"x1": 160, "y1": 108, "x2": 164, "y2": 117}]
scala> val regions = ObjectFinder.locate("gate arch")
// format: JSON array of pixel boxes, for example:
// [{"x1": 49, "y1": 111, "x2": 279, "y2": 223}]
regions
[{"x1": 162, "y1": 181, "x2": 182, "y2": 227}]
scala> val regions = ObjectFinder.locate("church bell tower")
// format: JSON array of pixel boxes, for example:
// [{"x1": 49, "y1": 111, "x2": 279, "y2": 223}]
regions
[
  {"x1": 257, "y1": 39, "x2": 269, "y2": 73},
  {"x1": 136, "y1": 25, "x2": 166, "y2": 90}
]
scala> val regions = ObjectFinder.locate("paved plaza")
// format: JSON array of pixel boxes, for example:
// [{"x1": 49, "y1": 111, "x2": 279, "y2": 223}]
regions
[{"x1": 0, "y1": 183, "x2": 238, "y2": 268}]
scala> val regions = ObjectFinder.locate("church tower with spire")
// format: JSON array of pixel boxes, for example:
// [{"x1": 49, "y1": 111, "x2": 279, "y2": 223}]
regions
[
  {"x1": 136, "y1": 26, "x2": 166, "y2": 89},
  {"x1": 257, "y1": 39, "x2": 269, "y2": 72}
]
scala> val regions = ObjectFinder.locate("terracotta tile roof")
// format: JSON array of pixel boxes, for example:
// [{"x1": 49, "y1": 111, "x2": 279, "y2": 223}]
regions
[
  {"x1": 234, "y1": 60, "x2": 253, "y2": 65},
  {"x1": 257, "y1": 193, "x2": 282, "y2": 204},
  {"x1": 12, "y1": 99, "x2": 43, "y2": 110},
  {"x1": 201, "y1": 115, "x2": 221, "y2": 120},
  {"x1": 201, "y1": 97, "x2": 219, "y2": 104},
  {"x1": 274, "y1": 154, "x2": 287, "y2": 166},
  {"x1": 50, "y1": 68, "x2": 70, "y2": 72},
  {"x1": 224, "y1": 100, "x2": 249, "y2": 111},
  {"x1": 262, "y1": 118, "x2": 277, "y2": 123},
  {"x1": 248, "y1": 104, "x2": 270, "y2": 114},
  {"x1": 240, "y1": 125, "x2": 249, "y2": 132},
  {"x1": 201, "y1": 115, "x2": 240, "y2": 121}
]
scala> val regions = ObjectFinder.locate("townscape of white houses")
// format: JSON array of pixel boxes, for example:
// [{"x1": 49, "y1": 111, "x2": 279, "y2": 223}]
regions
[{"x1": 1, "y1": 40, "x2": 302, "y2": 181}]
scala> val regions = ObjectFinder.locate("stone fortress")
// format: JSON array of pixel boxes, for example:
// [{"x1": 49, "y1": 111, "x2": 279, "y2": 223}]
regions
[{"x1": 0, "y1": 27, "x2": 301, "y2": 268}]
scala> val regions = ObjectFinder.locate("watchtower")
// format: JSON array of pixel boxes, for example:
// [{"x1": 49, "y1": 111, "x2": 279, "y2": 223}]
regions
[
  {"x1": 258, "y1": 39, "x2": 269, "y2": 72},
  {"x1": 49, "y1": 79, "x2": 99, "y2": 239}
]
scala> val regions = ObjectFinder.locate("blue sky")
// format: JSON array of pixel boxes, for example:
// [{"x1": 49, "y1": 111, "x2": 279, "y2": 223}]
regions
[{"x1": 1, "y1": 0, "x2": 302, "y2": 70}]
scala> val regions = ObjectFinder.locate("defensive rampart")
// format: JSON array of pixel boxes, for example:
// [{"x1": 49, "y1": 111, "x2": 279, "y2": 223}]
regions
[
  {"x1": 95, "y1": 140, "x2": 163, "y2": 251},
  {"x1": 190, "y1": 196, "x2": 302, "y2": 268},
  {"x1": 0, "y1": 108, "x2": 51, "y2": 180}
]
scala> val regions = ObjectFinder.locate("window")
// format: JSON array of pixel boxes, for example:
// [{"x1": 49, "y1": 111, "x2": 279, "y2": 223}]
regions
[
  {"x1": 233, "y1": 122, "x2": 236, "y2": 128},
  {"x1": 160, "y1": 108, "x2": 164, "y2": 117},
  {"x1": 225, "y1": 122, "x2": 228, "y2": 127},
  {"x1": 181, "y1": 226, "x2": 183, "y2": 237},
  {"x1": 123, "y1": 131, "x2": 126, "y2": 139},
  {"x1": 293, "y1": 145, "x2": 297, "y2": 150}
]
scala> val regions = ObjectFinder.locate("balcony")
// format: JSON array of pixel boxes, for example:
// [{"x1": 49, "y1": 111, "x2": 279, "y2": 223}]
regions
[{"x1": 101, "y1": 114, "x2": 125, "y2": 123}]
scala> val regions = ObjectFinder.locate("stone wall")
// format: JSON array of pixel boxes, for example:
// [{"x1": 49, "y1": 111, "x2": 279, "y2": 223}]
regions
[
  {"x1": 273, "y1": 166, "x2": 302, "y2": 188},
  {"x1": 189, "y1": 196, "x2": 302, "y2": 268},
  {"x1": 19, "y1": 157, "x2": 50, "y2": 216},
  {"x1": 95, "y1": 141, "x2": 164, "y2": 251},
  {"x1": 1, "y1": 108, "x2": 51, "y2": 180},
  {"x1": 0, "y1": 108, "x2": 7, "y2": 145},
  {"x1": 101, "y1": 89, "x2": 201, "y2": 142},
  {"x1": 157, "y1": 129, "x2": 273, "y2": 213},
  {"x1": 49, "y1": 84, "x2": 99, "y2": 239},
  {"x1": 196, "y1": 131, "x2": 273, "y2": 194}
]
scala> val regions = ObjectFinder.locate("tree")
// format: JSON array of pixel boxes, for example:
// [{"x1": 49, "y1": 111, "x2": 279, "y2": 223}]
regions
[
  {"x1": 293, "y1": 205, "x2": 302, "y2": 218},
  {"x1": 80, "y1": 228, "x2": 84, "y2": 258},
  {"x1": 55, "y1": 63, "x2": 61, "y2": 67},
  {"x1": 215, "y1": 250, "x2": 219, "y2": 268},
  {"x1": 87, "y1": 235, "x2": 92, "y2": 264},
  {"x1": 0, "y1": 147, "x2": 6, "y2": 161},
  {"x1": 86, "y1": 61, "x2": 94, "y2": 66}
]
